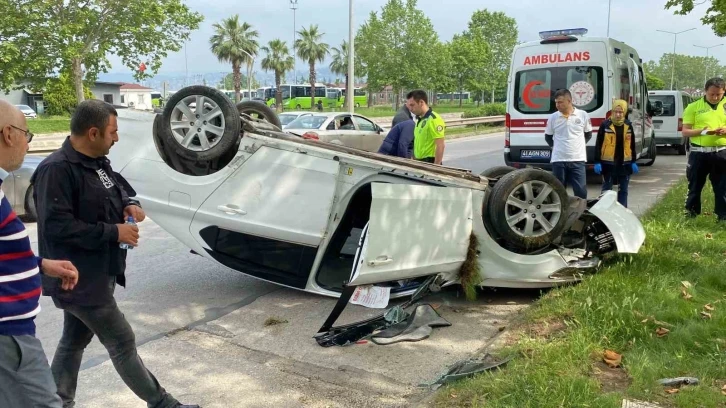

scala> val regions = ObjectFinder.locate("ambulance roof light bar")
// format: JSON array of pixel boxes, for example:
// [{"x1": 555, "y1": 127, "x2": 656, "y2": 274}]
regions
[{"x1": 539, "y1": 28, "x2": 588, "y2": 40}]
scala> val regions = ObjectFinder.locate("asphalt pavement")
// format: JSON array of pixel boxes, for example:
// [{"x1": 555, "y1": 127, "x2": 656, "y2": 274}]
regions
[{"x1": 28, "y1": 111, "x2": 688, "y2": 407}]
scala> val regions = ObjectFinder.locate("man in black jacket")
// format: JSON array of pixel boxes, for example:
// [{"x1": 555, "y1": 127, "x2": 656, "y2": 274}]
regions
[
  {"x1": 392, "y1": 104, "x2": 415, "y2": 127},
  {"x1": 31, "y1": 100, "x2": 199, "y2": 408}
]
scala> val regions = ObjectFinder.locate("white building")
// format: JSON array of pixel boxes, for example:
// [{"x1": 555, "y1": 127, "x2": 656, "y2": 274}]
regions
[{"x1": 119, "y1": 83, "x2": 152, "y2": 110}]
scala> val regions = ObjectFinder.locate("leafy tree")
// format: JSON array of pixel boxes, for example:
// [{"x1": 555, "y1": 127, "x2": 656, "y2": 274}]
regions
[
  {"x1": 217, "y1": 73, "x2": 260, "y2": 91},
  {"x1": 645, "y1": 72, "x2": 666, "y2": 91},
  {"x1": 210, "y1": 16, "x2": 259, "y2": 103},
  {"x1": 2, "y1": 0, "x2": 203, "y2": 103},
  {"x1": 466, "y1": 9, "x2": 518, "y2": 102},
  {"x1": 329, "y1": 40, "x2": 367, "y2": 107},
  {"x1": 43, "y1": 72, "x2": 94, "y2": 116},
  {"x1": 261, "y1": 39, "x2": 295, "y2": 112},
  {"x1": 644, "y1": 53, "x2": 725, "y2": 90},
  {"x1": 665, "y1": 0, "x2": 726, "y2": 36},
  {"x1": 448, "y1": 31, "x2": 490, "y2": 106},
  {"x1": 356, "y1": 0, "x2": 442, "y2": 108},
  {"x1": 295, "y1": 25, "x2": 329, "y2": 108}
]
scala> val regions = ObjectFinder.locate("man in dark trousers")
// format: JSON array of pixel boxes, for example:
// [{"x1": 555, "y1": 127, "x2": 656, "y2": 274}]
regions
[
  {"x1": 31, "y1": 100, "x2": 199, "y2": 408},
  {"x1": 377, "y1": 119, "x2": 415, "y2": 158}
]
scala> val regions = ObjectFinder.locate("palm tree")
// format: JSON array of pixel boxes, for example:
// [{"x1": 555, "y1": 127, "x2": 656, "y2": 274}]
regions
[
  {"x1": 209, "y1": 15, "x2": 259, "y2": 103},
  {"x1": 261, "y1": 39, "x2": 295, "y2": 112},
  {"x1": 295, "y1": 25, "x2": 329, "y2": 108},
  {"x1": 329, "y1": 41, "x2": 349, "y2": 107}
]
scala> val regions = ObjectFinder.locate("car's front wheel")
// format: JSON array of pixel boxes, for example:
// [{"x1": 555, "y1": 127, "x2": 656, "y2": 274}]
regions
[
  {"x1": 236, "y1": 100, "x2": 282, "y2": 129},
  {"x1": 159, "y1": 86, "x2": 241, "y2": 162},
  {"x1": 486, "y1": 168, "x2": 569, "y2": 250}
]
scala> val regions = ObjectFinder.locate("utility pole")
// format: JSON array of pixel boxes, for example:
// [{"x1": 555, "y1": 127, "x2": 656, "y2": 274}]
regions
[
  {"x1": 290, "y1": 0, "x2": 298, "y2": 85},
  {"x1": 346, "y1": 0, "x2": 354, "y2": 112},
  {"x1": 606, "y1": 0, "x2": 612, "y2": 37},
  {"x1": 694, "y1": 43, "x2": 724, "y2": 83},
  {"x1": 657, "y1": 28, "x2": 696, "y2": 90}
]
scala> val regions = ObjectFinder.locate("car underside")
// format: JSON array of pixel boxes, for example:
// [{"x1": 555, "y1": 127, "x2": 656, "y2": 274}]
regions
[{"x1": 112, "y1": 86, "x2": 645, "y2": 304}]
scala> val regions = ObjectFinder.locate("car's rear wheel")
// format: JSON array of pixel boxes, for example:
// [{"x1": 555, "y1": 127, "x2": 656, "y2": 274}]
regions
[
  {"x1": 159, "y1": 86, "x2": 241, "y2": 162},
  {"x1": 487, "y1": 168, "x2": 569, "y2": 250},
  {"x1": 236, "y1": 100, "x2": 282, "y2": 129}
]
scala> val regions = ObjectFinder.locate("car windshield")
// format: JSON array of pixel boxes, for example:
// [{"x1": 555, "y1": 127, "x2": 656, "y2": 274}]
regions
[
  {"x1": 285, "y1": 115, "x2": 328, "y2": 129},
  {"x1": 279, "y1": 114, "x2": 303, "y2": 125},
  {"x1": 513, "y1": 66, "x2": 604, "y2": 114},
  {"x1": 16, "y1": 105, "x2": 32, "y2": 110},
  {"x1": 649, "y1": 95, "x2": 675, "y2": 116}
]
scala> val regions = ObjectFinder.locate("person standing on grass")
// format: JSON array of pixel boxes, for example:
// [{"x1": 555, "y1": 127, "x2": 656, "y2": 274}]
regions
[
  {"x1": 594, "y1": 99, "x2": 639, "y2": 207},
  {"x1": 544, "y1": 89, "x2": 593, "y2": 199},
  {"x1": 681, "y1": 77, "x2": 726, "y2": 221},
  {"x1": 0, "y1": 100, "x2": 80, "y2": 408},
  {"x1": 406, "y1": 90, "x2": 446, "y2": 164}
]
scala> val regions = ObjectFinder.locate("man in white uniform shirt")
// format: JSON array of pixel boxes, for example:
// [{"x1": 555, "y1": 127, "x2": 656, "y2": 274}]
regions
[{"x1": 544, "y1": 89, "x2": 593, "y2": 199}]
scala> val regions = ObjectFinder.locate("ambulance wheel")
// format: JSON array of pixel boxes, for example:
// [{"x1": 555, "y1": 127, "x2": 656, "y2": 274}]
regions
[
  {"x1": 643, "y1": 134, "x2": 657, "y2": 166},
  {"x1": 160, "y1": 86, "x2": 241, "y2": 162},
  {"x1": 487, "y1": 168, "x2": 569, "y2": 250}
]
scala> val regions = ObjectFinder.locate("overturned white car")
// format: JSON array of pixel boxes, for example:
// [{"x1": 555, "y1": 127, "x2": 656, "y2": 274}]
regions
[{"x1": 111, "y1": 86, "x2": 645, "y2": 304}]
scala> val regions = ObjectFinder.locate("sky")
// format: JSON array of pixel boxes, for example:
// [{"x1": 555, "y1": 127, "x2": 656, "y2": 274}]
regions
[{"x1": 105, "y1": 0, "x2": 726, "y2": 83}]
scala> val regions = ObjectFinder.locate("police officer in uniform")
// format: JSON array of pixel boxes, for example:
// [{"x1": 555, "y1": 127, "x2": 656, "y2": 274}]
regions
[
  {"x1": 682, "y1": 77, "x2": 726, "y2": 221},
  {"x1": 406, "y1": 90, "x2": 446, "y2": 164}
]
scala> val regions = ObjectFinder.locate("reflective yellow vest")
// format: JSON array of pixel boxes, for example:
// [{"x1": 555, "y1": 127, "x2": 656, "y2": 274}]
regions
[{"x1": 600, "y1": 122, "x2": 633, "y2": 163}]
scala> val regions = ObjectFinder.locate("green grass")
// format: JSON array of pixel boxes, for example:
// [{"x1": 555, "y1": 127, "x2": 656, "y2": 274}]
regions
[
  {"x1": 27, "y1": 116, "x2": 70, "y2": 135},
  {"x1": 435, "y1": 180, "x2": 726, "y2": 407}
]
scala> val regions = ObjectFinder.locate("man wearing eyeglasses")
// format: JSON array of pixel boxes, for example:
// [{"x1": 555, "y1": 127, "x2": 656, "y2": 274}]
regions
[{"x1": 0, "y1": 100, "x2": 79, "y2": 407}]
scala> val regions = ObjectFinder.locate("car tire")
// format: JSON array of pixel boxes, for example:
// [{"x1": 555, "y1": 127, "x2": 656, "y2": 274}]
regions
[
  {"x1": 296, "y1": 104, "x2": 302, "y2": 109},
  {"x1": 643, "y1": 135, "x2": 657, "y2": 166},
  {"x1": 159, "y1": 86, "x2": 241, "y2": 162},
  {"x1": 487, "y1": 168, "x2": 569, "y2": 250},
  {"x1": 236, "y1": 100, "x2": 282, "y2": 129},
  {"x1": 480, "y1": 166, "x2": 517, "y2": 180},
  {"x1": 355, "y1": 103, "x2": 360, "y2": 108},
  {"x1": 24, "y1": 184, "x2": 37, "y2": 222}
]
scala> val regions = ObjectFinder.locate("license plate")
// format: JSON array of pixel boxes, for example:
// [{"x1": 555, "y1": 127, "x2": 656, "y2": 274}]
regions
[{"x1": 520, "y1": 149, "x2": 551, "y2": 159}]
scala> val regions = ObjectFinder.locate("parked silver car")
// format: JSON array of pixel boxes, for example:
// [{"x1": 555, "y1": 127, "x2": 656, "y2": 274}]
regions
[
  {"x1": 284, "y1": 112, "x2": 388, "y2": 152},
  {"x1": 15, "y1": 104, "x2": 37, "y2": 119},
  {"x1": 1, "y1": 154, "x2": 44, "y2": 220},
  {"x1": 278, "y1": 111, "x2": 312, "y2": 129}
]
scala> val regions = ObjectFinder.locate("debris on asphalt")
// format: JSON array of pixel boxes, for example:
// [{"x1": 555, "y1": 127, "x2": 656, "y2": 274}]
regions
[
  {"x1": 263, "y1": 317, "x2": 289, "y2": 327},
  {"x1": 420, "y1": 353, "x2": 513, "y2": 389},
  {"x1": 658, "y1": 377, "x2": 699, "y2": 387},
  {"x1": 371, "y1": 304, "x2": 451, "y2": 345}
]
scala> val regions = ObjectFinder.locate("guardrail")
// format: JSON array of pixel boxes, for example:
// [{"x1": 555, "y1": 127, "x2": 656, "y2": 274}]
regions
[{"x1": 444, "y1": 115, "x2": 506, "y2": 128}]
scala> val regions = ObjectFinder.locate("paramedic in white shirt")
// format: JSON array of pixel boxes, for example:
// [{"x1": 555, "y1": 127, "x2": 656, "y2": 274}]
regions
[{"x1": 544, "y1": 88, "x2": 593, "y2": 199}]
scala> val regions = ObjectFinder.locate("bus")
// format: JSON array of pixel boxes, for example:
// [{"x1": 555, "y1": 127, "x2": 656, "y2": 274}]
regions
[
  {"x1": 269, "y1": 83, "x2": 329, "y2": 109},
  {"x1": 436, "y1": 92, "x2": 472, "y2": 104},
  {"x1": 220, "y1": 89, "x2": 256, "y2": 101},
  {"x1": 257, "y1": 87, "x2": 276, "y2": 105},
  {"x1": 335, "y1": 87, "x2": 368, "y2": 107}
]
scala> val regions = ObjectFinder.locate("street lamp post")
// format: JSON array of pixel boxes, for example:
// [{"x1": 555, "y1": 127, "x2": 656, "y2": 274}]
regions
[
  {"x1": 657, "y1": 28, "x2": 696, "y2": 90},
  {"x1": 606, "y1": 0, "x2": 612, "y2": 37},
  {"x1": 240, "y1": 49, "x2": 255, "y2": 101},
  {"x1": 694, "y1": 43, "x2": 724, "y2": 83},
  {"x1": 290, "y1": 0, "x2": 298, "y2": 84},
  {"x1": 347, "y1": 0, "x2": 354, "y2": 112}
]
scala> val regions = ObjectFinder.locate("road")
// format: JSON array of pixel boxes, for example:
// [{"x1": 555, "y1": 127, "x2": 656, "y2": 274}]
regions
[{"x1": 29, "y1": 112, "x2": 687, "y2": 407}]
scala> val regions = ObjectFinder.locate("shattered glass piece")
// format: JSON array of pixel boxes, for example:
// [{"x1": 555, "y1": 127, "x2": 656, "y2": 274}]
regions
[{"x1": 383, "y1": 305, "x2": 408, "y2": 324}]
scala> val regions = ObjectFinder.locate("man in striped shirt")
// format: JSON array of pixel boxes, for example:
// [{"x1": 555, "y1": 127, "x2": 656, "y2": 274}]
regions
[{"x1": 0, "y1": 101, "x2": 79, "y2": 407}]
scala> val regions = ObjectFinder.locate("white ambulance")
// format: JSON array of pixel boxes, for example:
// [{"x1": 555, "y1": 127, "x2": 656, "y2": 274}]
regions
[{"x1": 503, "y1": 28, "x2": 658, "y2": 169}]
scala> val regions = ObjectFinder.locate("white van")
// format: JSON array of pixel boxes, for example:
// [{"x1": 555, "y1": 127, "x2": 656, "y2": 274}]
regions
[
  {"x1": 649, "y1": 90, "x2": 693, "y2": 155},
  {"x1": 503, "y1": 28, "x2": 658, "y2": 169}
]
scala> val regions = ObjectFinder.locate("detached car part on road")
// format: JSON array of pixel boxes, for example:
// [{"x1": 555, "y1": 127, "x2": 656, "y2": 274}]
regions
[{"x1": 110, "y1": 85, "x2": 646, "y2": 310}]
